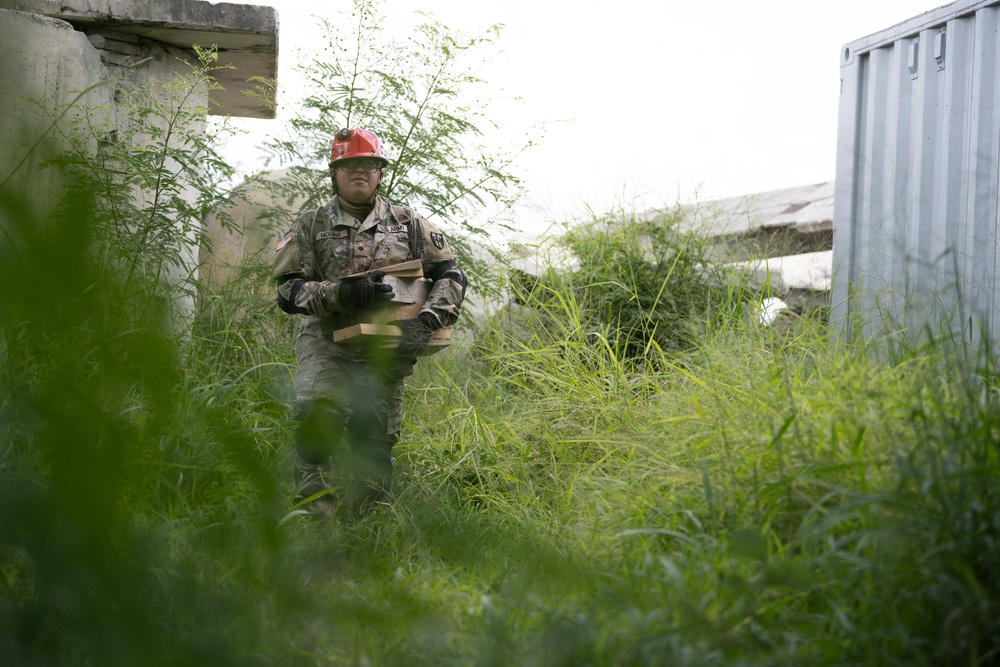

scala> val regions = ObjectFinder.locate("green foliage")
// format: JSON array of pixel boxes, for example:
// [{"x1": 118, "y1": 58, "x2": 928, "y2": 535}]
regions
[
  {"x1": 529, "y1": 205, "x2": 761, "y2": 360},
  {"x1": 45, "y1": 46, "x2": 240, "y2": 316},
  {"x1": 1, "y1": 168, "x2": 276, "y2": 667},
  {"x1": 257, "y1": 0, "x2": 530, "y2": 299},
  {"x1": 456, "y1": 286, "x2": 1000, "y2": 665},
  {"x1": 2, "y1": 21, "x2": 998, "y2": 667},
  {"x1": 0, "y1": 47, "x2": 298, "y2": 667}
]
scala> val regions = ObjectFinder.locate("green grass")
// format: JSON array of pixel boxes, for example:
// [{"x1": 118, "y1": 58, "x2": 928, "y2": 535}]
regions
[{"x1": 2, "y1": 185, "x2": 998, "y2": 666}]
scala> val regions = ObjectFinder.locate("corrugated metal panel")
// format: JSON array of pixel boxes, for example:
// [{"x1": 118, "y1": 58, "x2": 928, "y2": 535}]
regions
[{"x1": 832, "y1": 0, "x2": 1000, "y2": 349}]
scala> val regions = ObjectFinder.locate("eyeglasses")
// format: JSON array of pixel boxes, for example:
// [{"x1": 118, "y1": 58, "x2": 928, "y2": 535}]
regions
[{"x1": 333, "y1": 158, "x2": 383, "y2": 173}]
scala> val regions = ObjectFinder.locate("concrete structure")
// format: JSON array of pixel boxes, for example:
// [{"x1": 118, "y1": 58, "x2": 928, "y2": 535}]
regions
[
  {"x1": 505, "y1": 181, "x2": 835, "y2": 317},
  {"x1": 833, "y1": 0, "x2": 1000, "y2": 350},
  {"x1": 0, "y1": 0, "x2": 277, "y2": 119},
  {"x1": 643, "y1": 181, "x2": 835, "y2": 312},
  {"x1": 672, "y1": 181, "x2": 833, "y2": 261},
  {"x1": 200, "y1": 168, "x2": 309, "y2": 293},
  {"x1": 0, "y1": 0, "x2": 277, "y2": 319}
]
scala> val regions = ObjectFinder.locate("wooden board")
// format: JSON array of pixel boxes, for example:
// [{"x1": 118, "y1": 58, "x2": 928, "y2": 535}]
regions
[
  {"x1": 332, "y1": 322, "x2": 452, "y2": 354},
  {"x1": 336, "y1": 261, "x2": 448, "y2": 352},
  {"x1": 360, "y1": 302, "x2": 423, "y2": 325},
  {"x1": 345, "y1": 259, "x2": 423, "y2": 279}
]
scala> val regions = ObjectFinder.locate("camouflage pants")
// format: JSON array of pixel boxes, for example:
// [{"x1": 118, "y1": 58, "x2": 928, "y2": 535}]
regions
[{"x1": 293, "y1": 331, "x2": 406, "y2": 512}]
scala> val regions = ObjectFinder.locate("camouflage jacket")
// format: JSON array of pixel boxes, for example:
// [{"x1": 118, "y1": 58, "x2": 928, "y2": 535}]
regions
[{"x1": 272, "y1": 195, "x2": 467, "y2": 346}]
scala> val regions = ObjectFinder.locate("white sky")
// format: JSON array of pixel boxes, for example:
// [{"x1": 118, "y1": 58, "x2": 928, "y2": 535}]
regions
[{"x1": 223, "y1": 0, "x2": 952, "y2": 235}]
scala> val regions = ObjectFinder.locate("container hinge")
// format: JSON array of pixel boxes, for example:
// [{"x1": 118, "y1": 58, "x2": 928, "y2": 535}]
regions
[{"x1": 934, "y1": 28, "x2": 947, "y2": 71}]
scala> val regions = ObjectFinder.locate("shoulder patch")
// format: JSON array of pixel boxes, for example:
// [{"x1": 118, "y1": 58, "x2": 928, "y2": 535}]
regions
[
  {"x1": 430, "y1": 232, "x2": 445, "y2": 250},
  {"x1": 275, "y1": 231, "x2": 292, "y2": 251}
]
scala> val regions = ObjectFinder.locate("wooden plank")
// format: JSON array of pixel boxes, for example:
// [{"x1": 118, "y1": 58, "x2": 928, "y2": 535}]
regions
[
  {"x1": 356, "y1": 302, "x2": 423, "y2": 325},
  {"x1": 332, "y1": 322, "x2": 451, "y2": 353},
  {"x1": 333, "y1": 323, "x2": 399, "y2": 340},
  {"x1": 345, "y1": 259, "x2": 423, "y2": 279},
  {"x1": 382, "y1": 268, "x2": 423, "y2": 278}
]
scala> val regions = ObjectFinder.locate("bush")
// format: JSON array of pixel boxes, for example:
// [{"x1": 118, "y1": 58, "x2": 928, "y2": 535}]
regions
[{"x1": 516, "y1": 204, "x2": 761, "y2": 361}]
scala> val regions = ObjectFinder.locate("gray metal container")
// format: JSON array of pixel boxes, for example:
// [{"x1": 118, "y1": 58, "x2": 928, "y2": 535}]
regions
[{"x1": 832, "y1": 0, "x2": 1000, "y2": 351}]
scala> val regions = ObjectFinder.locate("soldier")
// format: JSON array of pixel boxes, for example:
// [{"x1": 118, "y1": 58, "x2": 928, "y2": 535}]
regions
[{"x1": 272, "y1": 127, "x2": 468, "y2": 517}]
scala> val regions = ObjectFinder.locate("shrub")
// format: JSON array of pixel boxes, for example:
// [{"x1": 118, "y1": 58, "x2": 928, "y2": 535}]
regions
[{"x1": 546, "y1": 204, "x2": 761, "y2": 360}]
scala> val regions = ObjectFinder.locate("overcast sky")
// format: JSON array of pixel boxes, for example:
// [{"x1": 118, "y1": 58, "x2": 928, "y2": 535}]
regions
[{"x1": 223, "y1": 0, "x2": 952, "y2": 234}]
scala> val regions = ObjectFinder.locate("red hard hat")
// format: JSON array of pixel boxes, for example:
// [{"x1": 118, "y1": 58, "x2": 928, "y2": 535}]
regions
[{"x1": 329, "y1": 127, "x2": 389, "y2": 166}]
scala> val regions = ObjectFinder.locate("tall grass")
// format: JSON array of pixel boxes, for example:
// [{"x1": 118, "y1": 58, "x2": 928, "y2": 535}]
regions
[{"x1": 3, "y1": 139, "x2": 997, "y2": 664}]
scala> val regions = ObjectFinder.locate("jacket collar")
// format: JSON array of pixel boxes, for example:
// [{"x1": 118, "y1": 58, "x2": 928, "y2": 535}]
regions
[{"x1": 330, "y1": 194, "x2": 393, "y2": 232}]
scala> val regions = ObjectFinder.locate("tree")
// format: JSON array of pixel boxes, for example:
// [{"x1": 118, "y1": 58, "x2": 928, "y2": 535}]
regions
[{"x1": 258, "y1": 0, "x2": 533, "y2": 300}]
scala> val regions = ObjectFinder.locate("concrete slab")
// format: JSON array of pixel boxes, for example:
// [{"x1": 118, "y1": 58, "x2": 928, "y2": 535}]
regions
[
  {"x1": 0, "y1": 0, "x2": 278, "y2": 118},
  {"x1": 645, "y1": 181, "x2": 835, "y2": 239}
]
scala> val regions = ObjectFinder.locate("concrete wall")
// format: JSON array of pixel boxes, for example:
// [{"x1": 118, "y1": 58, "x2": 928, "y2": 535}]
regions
[
  {"x1": 200, "y1": 168, "x2": 307, "y2": 293},
  {"x1": 0, "y1": 0, "x2": 278, "y2": 118},
  {"x1": 0, "y1": 0, "x2": 277, "y2": 322},
  {"x1": 0, "y1": 9, "x2": 108, "y2": 204}
]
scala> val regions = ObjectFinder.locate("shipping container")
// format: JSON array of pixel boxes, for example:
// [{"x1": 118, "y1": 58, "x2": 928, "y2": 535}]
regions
[{"x1": 832, "y1": 0, "x2": 1000, "y2": 352}]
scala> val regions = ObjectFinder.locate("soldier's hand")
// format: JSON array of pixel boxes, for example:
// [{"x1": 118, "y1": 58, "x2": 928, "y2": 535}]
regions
[
  {"x1": 338, "y1": 270, "x2": 394, "y2": 309},
  {"x1": 392, "y1": 311, "x2": 439, "y2": 357}
]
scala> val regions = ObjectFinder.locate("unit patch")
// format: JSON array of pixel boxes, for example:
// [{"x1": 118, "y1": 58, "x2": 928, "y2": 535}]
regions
[
  {"x1": 430, "y1": 232, "x2": 445, "y2": 250},
  {"x1": 275, "y1": 231, "x2": 292, "y2": 251}
]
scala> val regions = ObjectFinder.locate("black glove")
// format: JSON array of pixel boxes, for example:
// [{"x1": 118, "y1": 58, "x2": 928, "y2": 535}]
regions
[
  {"x1": 338, "y1": 270, "x2": 393, "y2": 309},
  {"x1": 392, "y1": 311, "x2": 439, "y2": 357}
]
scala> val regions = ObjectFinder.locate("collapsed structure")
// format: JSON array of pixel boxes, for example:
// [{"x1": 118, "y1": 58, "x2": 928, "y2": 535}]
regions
[{"x1": 648, "y1": 181, "x2": 834, "y2": 314}]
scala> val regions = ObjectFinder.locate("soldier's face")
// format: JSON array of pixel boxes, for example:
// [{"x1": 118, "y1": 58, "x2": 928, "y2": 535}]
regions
[{"x1": 334, "y1": 159, "x2": 383, "y2": 204}]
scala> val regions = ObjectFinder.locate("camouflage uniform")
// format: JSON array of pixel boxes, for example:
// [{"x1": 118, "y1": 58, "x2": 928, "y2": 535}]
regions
[{"x1": 273, "y1": 194, "x2": 467, "y2": 513}]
